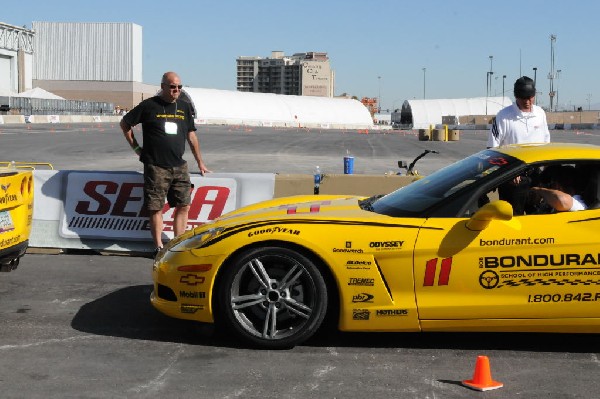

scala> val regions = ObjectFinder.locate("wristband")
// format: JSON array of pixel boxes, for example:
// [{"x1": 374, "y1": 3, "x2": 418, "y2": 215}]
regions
[{"x1": 133, "y1": 146, "x2": 141, "y2": 151}]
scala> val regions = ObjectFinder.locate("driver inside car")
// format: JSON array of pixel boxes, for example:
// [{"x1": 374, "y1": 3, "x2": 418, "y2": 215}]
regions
[{"x1": 529, "y1": 165, "x2": 587, "y2": 213}]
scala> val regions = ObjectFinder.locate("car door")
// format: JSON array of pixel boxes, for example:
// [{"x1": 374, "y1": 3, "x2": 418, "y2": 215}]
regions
[{"x1": 413, "y1": 206, "x2": 600, "y2": 322}]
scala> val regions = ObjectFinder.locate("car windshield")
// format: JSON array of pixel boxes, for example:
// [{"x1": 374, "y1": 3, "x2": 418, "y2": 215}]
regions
[{"x1": 370, "y1": 149, "x2": 522, "y2": 216}]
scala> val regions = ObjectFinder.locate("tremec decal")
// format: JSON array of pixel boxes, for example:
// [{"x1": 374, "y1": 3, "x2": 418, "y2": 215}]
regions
[
  {"x1": 59, "y1": 172, "x2": 236, "y2": 240},
  {"x1": 348, "y1": 278, "x2": 375, "y2": 286}
]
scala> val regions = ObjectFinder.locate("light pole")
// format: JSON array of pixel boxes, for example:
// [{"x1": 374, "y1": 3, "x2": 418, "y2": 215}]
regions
[
  {"x1": 502, "y1": 75, "x2": 506, "y2": 106},
  {"x1": 587, "y1": 94, "x2": 592, "y2": 111},
  {"x1": 532, "y1": 67, "x2": 538, "y2": 104},
  {"x1": 555, "y1": 69, "x2": 561, "y2": 111},
  {"x1": 486, "y1": 71, "x2": 494, "y2": 115},
  {"x1": 377, "y1": 76, "x2": 381, "y2": 113},
  {"x1": 422, "y1": 68, "x2": 426, "y2": 99}
]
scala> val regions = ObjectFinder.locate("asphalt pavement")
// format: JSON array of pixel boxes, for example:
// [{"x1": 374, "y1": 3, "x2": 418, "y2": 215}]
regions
[{"x1": 2, "y1": 123, "x2": 600, "y2": 398}]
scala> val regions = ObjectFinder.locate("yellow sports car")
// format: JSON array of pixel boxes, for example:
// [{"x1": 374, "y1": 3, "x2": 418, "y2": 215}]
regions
[
  {"x1": 152, "y1": 143, "x2": 600, "y2": 348},
  {"x1": 0, "y1": 162, "x2": 35, "y2": 272}
]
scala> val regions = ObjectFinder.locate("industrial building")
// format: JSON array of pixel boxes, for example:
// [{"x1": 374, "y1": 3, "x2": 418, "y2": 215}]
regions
[
  {"x1": 237, "y1": 51, "x2": 334, "y2": 97},
  {"x1": 32, "y1": 21, "x2": 157, "y2": 109}
]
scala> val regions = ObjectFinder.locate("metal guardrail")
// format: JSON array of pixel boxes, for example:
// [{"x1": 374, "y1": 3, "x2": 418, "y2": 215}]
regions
[{"x1": 0, "y1": 161, "x2": 54, "y2": 170}]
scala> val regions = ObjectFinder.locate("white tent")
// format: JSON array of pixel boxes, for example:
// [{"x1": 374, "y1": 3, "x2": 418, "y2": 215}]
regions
[
  {"x1": 13, "y1": 87, "x2": 65, "y2": 100},
  {"x1": 183, "y1": 88, "x2": 374, "y2": 129},
  {"x1": 401, "y1": 97, "x2": 511, "y2": 129}
]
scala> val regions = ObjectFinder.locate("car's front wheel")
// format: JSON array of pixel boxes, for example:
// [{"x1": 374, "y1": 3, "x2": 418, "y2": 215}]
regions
[{"x1": 216, "y1": 247, "x2": 328, "y2": 349}]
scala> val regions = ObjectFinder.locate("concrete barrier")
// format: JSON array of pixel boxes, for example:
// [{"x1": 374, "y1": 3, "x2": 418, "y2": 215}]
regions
[
  {"x1": 0, "y1": 115, "x2": 26, "y2": 124},
  {"x1": 274, "y1": 173, "x2": 416, "y2": 197}
]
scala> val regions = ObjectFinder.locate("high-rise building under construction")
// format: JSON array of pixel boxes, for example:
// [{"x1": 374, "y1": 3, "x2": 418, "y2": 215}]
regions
[{"x1": 236, "y1": 51, "x2": 334, "y2": 97}]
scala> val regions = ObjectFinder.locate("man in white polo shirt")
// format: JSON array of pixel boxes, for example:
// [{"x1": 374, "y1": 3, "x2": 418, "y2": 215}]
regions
[
  {"x1": 488, "y1": 76, "x2": 550, "y2": 147},
  {"x1": 487, "y1": 76, "x2": 551, "y2": 214}
]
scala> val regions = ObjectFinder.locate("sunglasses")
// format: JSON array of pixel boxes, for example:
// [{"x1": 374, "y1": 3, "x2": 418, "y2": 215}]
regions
[{"x1": 165, "y1": 84, "x2": 183, "y2": 90}]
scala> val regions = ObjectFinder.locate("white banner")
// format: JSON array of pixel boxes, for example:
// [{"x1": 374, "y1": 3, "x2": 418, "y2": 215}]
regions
[
  {"x1": 31, "y1": 170, "x2": 275, "y2": 249},
  {"x1": 59, "y1": 172, "x2": 237, "y2": 241}
]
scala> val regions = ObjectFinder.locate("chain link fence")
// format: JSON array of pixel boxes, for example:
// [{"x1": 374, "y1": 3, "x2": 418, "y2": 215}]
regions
[{"x1": 0, "y1": 96, "x2": 114, "y2": 116}]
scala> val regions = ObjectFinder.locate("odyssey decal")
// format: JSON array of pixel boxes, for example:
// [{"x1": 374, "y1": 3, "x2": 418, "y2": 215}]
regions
[{"x1": 369, "y1": 241, "x2": 404, "y2": 251}]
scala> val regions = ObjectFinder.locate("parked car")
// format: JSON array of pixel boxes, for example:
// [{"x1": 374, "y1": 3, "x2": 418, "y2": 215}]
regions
[
  {"x1": 152, "y1": 143, "x2": 600, "y2": 348},
  {"x1": 0, "y1": 162, "x2": 49, "y2": 271}
]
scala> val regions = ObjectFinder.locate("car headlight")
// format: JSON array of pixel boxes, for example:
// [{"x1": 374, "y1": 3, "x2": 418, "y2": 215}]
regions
[{"x1": 169, "y1": 227, "x2": 225, "y2": 252}]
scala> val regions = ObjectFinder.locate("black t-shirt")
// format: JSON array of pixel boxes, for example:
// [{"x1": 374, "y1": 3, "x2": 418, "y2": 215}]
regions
[{"x1": 123, "y1": 96, "x2": 196, "y2": 167}]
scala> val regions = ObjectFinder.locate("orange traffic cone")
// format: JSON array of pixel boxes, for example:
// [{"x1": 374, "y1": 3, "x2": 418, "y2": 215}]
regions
[{"x1": 462, "y1": 355, "x2": 503, "y2": 391}]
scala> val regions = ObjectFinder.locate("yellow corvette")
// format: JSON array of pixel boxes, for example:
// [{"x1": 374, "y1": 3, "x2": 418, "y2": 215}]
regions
[
  {"x1": 0, "y1": 162, "x2": 35, "y2": 272},
  {"x1": 152, "y1": 143, "x2": 600, "y2": 348}
]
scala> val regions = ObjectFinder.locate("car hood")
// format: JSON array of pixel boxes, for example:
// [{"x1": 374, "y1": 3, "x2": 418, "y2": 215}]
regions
[{"x1": 214, "y1": 194, "x2": 366, "y2": 225}]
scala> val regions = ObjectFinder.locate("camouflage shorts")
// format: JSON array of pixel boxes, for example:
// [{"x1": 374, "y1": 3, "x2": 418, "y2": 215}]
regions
[{"x1": 143, "y1": 163, "x2": 191, "y2": 211}]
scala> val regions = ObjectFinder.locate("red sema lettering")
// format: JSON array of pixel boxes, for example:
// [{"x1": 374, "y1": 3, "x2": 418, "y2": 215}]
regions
[
  {"x1": 75, "y1": 181, "x2": 145, "y2": 217},
  {"x1": 163, "y1": 186, "x2": 231, "y2": 231},
  {"x1": 75, "y1": 182, "x2": 230, "y2": 223}
]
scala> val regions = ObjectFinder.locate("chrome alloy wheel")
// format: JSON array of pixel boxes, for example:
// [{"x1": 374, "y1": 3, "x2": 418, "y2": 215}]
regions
[{"x1": 219, "y1": 248, "x2": 327, "y2": 348}]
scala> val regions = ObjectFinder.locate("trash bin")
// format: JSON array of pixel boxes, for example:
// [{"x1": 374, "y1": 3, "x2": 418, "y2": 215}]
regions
[
  {"x1": 432, "y1": 129, "x2": 446, "y2": 141},
  {"x1": 448, "y1": 129, "x2": 460, "y2": 141}
]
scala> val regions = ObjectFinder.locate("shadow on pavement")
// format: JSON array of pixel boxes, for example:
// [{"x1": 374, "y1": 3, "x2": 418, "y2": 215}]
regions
[
  {"x1": 72, "y1": 285, "x2": 600, "y2": 353},
  {"x1": 70, "y1": 285, "x2": 228, "y2": 347}
]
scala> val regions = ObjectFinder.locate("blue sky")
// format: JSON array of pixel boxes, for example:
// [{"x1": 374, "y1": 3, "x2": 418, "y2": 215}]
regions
[{"x1": 3, "y1": 0, "x2": 599, "y2": 110}]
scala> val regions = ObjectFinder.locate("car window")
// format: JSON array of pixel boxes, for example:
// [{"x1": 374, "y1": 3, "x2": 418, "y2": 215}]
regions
[{"x1": 371, "y1": 150, "x2": 522, "y2": 217}]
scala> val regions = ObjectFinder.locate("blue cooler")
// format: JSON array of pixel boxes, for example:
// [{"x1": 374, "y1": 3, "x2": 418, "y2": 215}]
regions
[{"x1": 344, "y1": 156, "x2": 354, "y2": 174}]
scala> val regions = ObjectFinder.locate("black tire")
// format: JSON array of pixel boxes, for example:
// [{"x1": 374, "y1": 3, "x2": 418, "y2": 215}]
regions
[{"x1": 215, "y1": 246, "x2": 328, "y2": 349}]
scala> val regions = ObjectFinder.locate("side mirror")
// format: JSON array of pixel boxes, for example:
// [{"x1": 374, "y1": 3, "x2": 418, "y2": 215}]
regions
[{"x1": 466, "y1": 200, "x2": 513, "y2": 231}]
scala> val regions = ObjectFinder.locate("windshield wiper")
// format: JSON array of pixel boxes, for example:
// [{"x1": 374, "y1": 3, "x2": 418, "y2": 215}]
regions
[{"x1": 359, "y1": 194, "x2": 384, "y2": 211}]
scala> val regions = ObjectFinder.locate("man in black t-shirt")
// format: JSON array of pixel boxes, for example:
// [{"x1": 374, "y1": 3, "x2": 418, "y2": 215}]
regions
[{"x1": 120, "y1": 71, "x2": 210, "y2": 257}]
